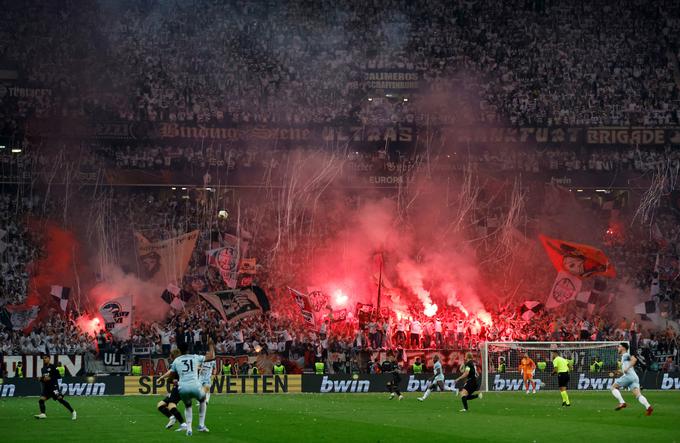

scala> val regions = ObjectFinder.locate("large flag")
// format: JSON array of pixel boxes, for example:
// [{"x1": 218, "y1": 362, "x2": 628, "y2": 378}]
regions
[
  {"x1": 539, "y1": 234, "x2": 616, "y2": 279},
  {"x1": 136, "y1": 230, "x2": 199, "y2": 287},
  {"x1": 99, "y1": 295, "x2": 133, "y2": 339},
  {"x1": 545, "y1": 271, "x2": 582, "y2": 309},
  {"x1": 50, "y1": 285, "x2": 71, "y2": 312},
  {"x1": 206, "y1": 234, "x2": 240, "y2": 288},
  {"x1": 200, "y1": 287, "x2": 269, "y2": 323},
  {"x1": 4, "y1": 304, "x2": 39, "y2": 331},
  {"x1": 288, "y1": 287, "x2": 315, "y2": 326}
]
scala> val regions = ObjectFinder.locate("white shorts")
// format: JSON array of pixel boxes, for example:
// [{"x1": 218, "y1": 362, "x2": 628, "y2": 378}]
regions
[
  {"x1": 615, "y1": 373, "x2": 640, "y2": 390},
  {"x1": 179, "y1": 382, "x2": 206, "y2": 404}
]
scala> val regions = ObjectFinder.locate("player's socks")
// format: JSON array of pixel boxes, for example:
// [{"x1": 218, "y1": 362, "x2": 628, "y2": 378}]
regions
[
  {"x1": 198, "y1": 401, "x2": 207, "y2": 428},
  {"x1": 158, "y1": 405, "x2": 172, "y2": 418},
  {"x1": 422, "y1": 389, "x2": 431, "y2": 400},
  {"x1": 636, "y1": 395, "x2": 651, "y2": 409},
  {"x1": 39, "y1": 399, "x2": 46, "y2": 414},
  {"x1": 58, "y1": 398, "x2": 74, "y2": 413},
  {"x1": 185, "y1": 405, "x2": 193, "y2": 429},
  {"x1": 611, "y1": 388, "x2": 625, "y2": 404},
  {"x1": 560, "y1": 391, "x2": 570, "y2": 405},
  {"x1": 170, "y1": 406, "x2": 184, "y2": 424},
  {"x1": 205, "y1": 392, "x2": 211, "y2": 404}
]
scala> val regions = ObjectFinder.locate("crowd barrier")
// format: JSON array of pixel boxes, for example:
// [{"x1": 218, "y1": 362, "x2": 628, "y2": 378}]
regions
[{"x1": 1, "y1": 373, "x2": 679, "y2": 397}]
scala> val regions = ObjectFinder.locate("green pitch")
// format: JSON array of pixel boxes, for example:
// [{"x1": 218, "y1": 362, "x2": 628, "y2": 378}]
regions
[{"x1": 1, "y1": 392, "x2": 678, "y2": 443}]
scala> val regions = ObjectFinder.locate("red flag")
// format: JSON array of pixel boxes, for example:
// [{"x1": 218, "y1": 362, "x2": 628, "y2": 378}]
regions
[{"x1": 539, "y1": 234, "x2": 616, "y2": 279}]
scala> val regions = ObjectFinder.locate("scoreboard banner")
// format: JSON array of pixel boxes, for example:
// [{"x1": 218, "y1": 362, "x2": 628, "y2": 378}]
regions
[
  {"x1": 124, "y1": 375, "x2": 301, "y2": 395},
  {"x1": 0, "y1": 376, "x2": 124, "y2": 397}
]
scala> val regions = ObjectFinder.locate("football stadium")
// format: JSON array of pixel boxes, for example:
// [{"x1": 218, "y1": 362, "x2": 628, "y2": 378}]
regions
[{"x1": 1, "y1": 1, "x2": 680, "y2": 442}]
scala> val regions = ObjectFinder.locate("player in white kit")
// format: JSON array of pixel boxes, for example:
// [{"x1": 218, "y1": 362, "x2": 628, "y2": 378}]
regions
[
  {"x1": 418, "y1": 355, "x2": 456, "y2": 401},
  {"x1": 611, "y1": 342, "x2": 653, "y2": 416},
  {"x1": 159, "y1": 337, "x2": 216, "y2": 435}
]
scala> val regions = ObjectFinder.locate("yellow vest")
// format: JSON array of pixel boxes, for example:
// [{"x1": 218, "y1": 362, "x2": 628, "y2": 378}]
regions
[
  {"x1": 223, "y1": 364, "x2": 232, "y2": 375},
  {"x1": 273, "y1": 364, "x2": 285, "y2": 375},
  {"x1": 251, "y1": 366, "x2": 259, "y2": 375},
  {"x1": 57, "y1": 366, "x2": 65, "y2": 378},
  {"x1": 131, "y1": 365, "x2": 142, "y2": 376},
  {"x1": 412, "y1": 363, "x2": 423, "y2": 374},
  {"x1": 315, "y1": 362, "x2": 325, "y2": 374},
  {"x1": 17, "y1": 366, "x2": 24, "y2": 378}
]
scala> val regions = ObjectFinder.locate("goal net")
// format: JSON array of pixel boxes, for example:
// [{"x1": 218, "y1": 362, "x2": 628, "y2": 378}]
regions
[{"x1": 481, "y1": 341, "x2": 624, "y2": 392}]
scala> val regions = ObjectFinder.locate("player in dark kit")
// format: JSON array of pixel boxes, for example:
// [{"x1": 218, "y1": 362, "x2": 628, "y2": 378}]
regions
[
  {"x1": 383, "y1": 353, "x2": 404, "y2": 400},
  {"x1": 454, "y1": 352, "x2": 482, "y2": 412},
  {"x1": 157, "y1": 349, "x2": 186, "y2": 430},
  {"x1": 34, "y1": 354, "x2": 76, "y2": 420}
]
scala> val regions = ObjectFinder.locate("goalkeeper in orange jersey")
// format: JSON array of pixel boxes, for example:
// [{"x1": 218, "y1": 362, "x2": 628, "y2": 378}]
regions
[{"x1": 519, "y1": 352, "x2": 537, "y2": 394}]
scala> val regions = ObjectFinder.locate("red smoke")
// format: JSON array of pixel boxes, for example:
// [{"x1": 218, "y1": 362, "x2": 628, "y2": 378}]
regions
[{"x1": 25, "y1": 220, "x2": 86, "y2": 313}]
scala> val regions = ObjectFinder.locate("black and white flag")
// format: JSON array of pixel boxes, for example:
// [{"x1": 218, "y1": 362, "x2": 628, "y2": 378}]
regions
[{"x1": 50, "y1": 285, "x2": 71, "y2": 312}]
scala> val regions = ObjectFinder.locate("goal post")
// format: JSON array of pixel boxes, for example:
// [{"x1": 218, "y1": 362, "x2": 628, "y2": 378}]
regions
[{"x1": 481, "y1": 341, "x2": 625, "y2": 392}]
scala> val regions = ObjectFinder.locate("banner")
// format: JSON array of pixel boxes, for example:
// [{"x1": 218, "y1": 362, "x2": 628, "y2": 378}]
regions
[
  {"x1": 199, "y1": 287, "x2": 269, "y2": 323},
  {"x1": 2, "y1": 355, "x2": 83, "y2": 378},
  {"x1": 4, "y1": 304, "x2": 39, "y2": 331},
  {"x1": 206, "y1": 234, "x2": 240, "y2": 288},
  {"x1": 103, "y1": 352, "x2": 127, "y2": 367},
  {"x1": 137, "y1": 230, "x2": 199, "y2": 287},
  {"x1": 288, "y1": 287, "x2": 315, "y2": 326},
  {"x1": 0, "y1": 377, "x2": 124, "y2": 397},
  {"x1": 99, "y1": 295, "x2": 133, "y2": 340},
  {"x1": 303, "y1": 374, "x2": 460, "y2": 394},
  {"x1": 135, "y1": 355, "x2": 251, "y2": 376},
  {"x1": 364, "y1": 70, "x2": 421, "y2": 91},
  {"x1": 539, "y1": 234, "x2": 616, "y2": 279},
  {"x1": 491, "y1": 371, "x2": 680, "y2": 391},
  {"x1": 125, "y1": 375, "x2": 301, "y2": 395},
  {"x1": 545, "y1": 271, "x2": 582, "y2": 309}
]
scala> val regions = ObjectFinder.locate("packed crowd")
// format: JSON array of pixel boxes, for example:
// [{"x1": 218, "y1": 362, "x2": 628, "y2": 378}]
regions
[
  {"x1": 0, "y1": 315, "x2": 95, "y2": 355},
  {"x1": 1, "y1": 176, "x2": 679, "y2": 370},
  {"x1": 2, "y1": 0, "x2": 680, "y2": 372},
  {"x1": 0, "y1": 193, "x2": 42, "y2": 306},
  {"x1": 2, "y1": 0, "x2": 680, "y2": 137}
]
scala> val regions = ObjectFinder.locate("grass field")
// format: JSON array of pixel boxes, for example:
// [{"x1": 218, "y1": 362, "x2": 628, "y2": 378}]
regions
[{"x1": 1, "y1": 392, "x2": 678, "y2": 443}]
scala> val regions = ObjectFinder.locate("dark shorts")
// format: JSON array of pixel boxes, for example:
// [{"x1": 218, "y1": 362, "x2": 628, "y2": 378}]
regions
[
  {"x1": 41, "y1": 384, "x2": 62, "y2": 400},
  {"x1": 163, "y1": 386, "x2": 181, "y2": 405},
  {"x1": 557, "y1": 372, "x2": 570, "y2": 388},
  {"x1": 463, "y1": 379, "x2": 478, "y2": 393}
]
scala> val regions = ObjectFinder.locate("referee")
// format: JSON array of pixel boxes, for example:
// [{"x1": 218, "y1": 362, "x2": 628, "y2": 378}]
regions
[{"x1": 551, "y1": 350, "x2": 572, "y2": 407}]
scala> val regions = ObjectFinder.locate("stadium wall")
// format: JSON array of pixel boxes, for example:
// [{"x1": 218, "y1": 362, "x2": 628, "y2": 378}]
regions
[{"x1": 2, "y1": 373, "x2": 680, "y2": 397}]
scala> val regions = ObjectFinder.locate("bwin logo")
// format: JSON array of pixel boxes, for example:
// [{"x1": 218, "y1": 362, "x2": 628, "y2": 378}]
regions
[
  {"x1": 493, "y1": 375, "x2": 542, "y2": 391},
  {"x1": 406, "y1": 376, "x2": 456, "y2": 392},
  {"x1": 577, "y1": 373, "x2": 614, "y2": 390},
  {"x1": 320, "y1": 376, "x2": 370, "y2": 393},
  {"x1": 0, "y1": 384, "x2": 16, "y2": 397},
  {"x1": 58, "y1": 381, "x2": 106, "y2": 396}
]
